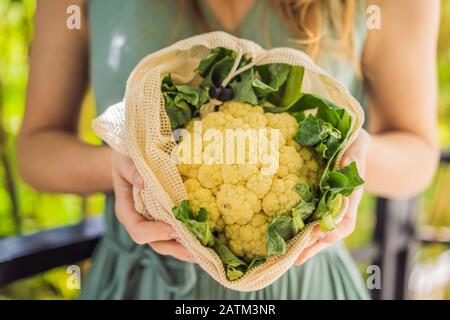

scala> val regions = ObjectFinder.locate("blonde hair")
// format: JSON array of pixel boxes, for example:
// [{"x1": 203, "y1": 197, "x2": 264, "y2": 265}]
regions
[
  {"x1": 188, "y1": 0, "x2": 358, "y2": 60},
  {"x1": 273, "y1": 0, "x2": 357, "y2": 60}
]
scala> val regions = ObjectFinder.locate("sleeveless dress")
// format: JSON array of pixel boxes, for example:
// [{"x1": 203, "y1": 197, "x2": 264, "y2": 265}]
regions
[{"x1": 80, "y1": 0, "x2": 370, "y2": 300}]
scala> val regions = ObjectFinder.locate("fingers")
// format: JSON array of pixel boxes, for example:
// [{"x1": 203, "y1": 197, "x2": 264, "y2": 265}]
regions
[
  {"x1": 111, "y1": 151, "x2": 194, "y2": 262},
  {"x1": 114, "y1": 174, "x2": 176, "y2": 244},
  {"x1": 295, "y1": 239, "x2": 330, "y2": 265},
  {"x1": 112, "y1": 152, "x2": 175, "y2": 241},
  {"x1": 113, "y1": 151, "x2": 144, "y2": 189},
  {"x1": 151, "y1": 240, "x2": 196, "y2": 263}
]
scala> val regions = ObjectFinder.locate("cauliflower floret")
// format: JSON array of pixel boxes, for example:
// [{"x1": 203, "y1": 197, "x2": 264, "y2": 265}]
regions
[
  {"x1": 184, "y1": 179, "x2": 220, "y2": 229},
  {"x1": 216, "y1": 184, "x2": 261, "y2": 225},
  {"x1": 224, "y1": 212, "x2": 268, "y2": 260},
  {"x1": 246, "y1": 173, "x2": 273, "y2": 199},
  {"x1": 265, "y1": 112, "x2": 299, "y2": 140},
  {"x1": 198, "y1": 164, "x2": 223, "y2": 189},
  {"x1": 242, "y1": 108, "x2": 267, "y2": 129},
  {"x1": 298, "y1": 148, "x2": 323, "y2": 184},
  {"x1": 201, "y1": 111, "x2": 228, "y2": 131},
  {"x1": 277, "y1": 145, "x2": 303, "y2": 177},
  {"x1": 220, "y1": 101, "x2": 254, "y2": 118},
  {"x1": 178, "y1": 164, "x2": 200, "y2": 179},
  {"x1": 221, "y1": 164, "x2": 258, "y2": 184},
  {"x1": 262, "y1": 174, "x2": 300, "y2": 216}
]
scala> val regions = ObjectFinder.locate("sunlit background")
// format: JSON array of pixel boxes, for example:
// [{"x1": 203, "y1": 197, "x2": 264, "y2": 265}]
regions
[{"x1": 0, "y1": 0, "x2": 448, "y2": 299}]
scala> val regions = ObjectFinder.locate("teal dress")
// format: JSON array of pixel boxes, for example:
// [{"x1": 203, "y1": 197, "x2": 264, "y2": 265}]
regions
[{"x1": 80, "y1": 0, "x2": 370, "y2": 300}]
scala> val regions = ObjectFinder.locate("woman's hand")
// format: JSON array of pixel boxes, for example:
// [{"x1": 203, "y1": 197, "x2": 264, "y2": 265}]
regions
[
  {"x1": 111, "y1": 150, "x2": 195, "y2": 262},
  {"x1": 295, "y1": 129, "x2": 371, "y2": 265}
]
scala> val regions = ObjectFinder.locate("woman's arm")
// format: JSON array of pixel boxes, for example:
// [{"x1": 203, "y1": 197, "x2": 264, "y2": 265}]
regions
[
  {"x1": 17, "y1": 1, "x2": 192, "y2": 260},
  {"x1": 363, "y1": 0, "x2": 440, "y2": 198},
  {"x1": 17, "y1": 0, "x2": 113, "y2": 195}
]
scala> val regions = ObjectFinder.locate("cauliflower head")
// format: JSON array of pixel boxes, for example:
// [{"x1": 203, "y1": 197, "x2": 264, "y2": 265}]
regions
[{"x1": 177, "y1": 101, "x2": 323, "y2": 260}]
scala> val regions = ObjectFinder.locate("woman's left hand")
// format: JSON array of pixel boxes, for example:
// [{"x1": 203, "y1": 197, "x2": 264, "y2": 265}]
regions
[{"x1": 295, "y1": 129, "x2": 371, "y2": 265}]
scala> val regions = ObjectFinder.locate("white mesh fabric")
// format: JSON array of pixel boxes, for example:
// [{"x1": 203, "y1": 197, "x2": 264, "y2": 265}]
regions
[{"x1": 92, "y1": 31, "x2": 364, "y2": 291}]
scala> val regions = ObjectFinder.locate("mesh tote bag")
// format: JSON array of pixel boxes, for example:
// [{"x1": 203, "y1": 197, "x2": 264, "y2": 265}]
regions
[{"x1": 92, "y1": 31, "x2": 364, "y2": 291}]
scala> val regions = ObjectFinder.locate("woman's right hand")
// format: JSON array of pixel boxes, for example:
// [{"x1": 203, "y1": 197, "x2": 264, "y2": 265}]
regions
[{"x1": 111, "y1": 150, "x2": 195, "y2": 262}]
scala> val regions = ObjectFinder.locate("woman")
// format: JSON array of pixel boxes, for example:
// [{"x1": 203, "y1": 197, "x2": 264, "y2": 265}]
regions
[{"x1": 17, "y1": 0, "x2": 439, "y2": 299}]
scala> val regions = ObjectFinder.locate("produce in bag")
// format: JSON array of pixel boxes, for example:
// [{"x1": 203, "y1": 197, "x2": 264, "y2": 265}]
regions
[{"x1": 92, "y1": 32, "x2": 365, "y2": 291}]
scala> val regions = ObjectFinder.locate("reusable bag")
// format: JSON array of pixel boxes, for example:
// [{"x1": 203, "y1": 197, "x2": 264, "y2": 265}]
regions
[{"x1": 92, "y1": 31, "x2": 364, "y2": 291}]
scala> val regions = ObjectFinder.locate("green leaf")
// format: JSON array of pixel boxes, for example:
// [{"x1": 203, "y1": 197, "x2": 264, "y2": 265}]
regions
[
  {"x1": 162, "y1": 75, "x2": 209, "y2": 129},
  {"x1": 323, "y1": 162, "x2": 364, "y2": 196},
  {"x1": 295, "y1": 182, "x2": 315, "y2": 202},
  {"x1": 310, "y1": 162, "x2": 363, "y2": 222},
  {"x1": 294, "y1": 94, "x2": 343, "y2": 128},
  {"x1": 246, "y1": 256, "x2": 266, "y2": 272},
  {"x1": 212, "y1": 238, "x2": 246, "y2": 268},
  {"x1": 202, "y1": 56, "x2": 235, "y2": 88},
  {"x1": 266, "y1": 215, "x2": 298, "y2": 255},
  {"x1": 163, "y1": 96, "x2": 192, "y2": 130},
  {"x1": 196, "y1": 47, "x2": 234, "y2": 77},
  {"x1": 172, "y1": 199, "x2": 194, "y2": 221},
  {"x1": 213, "y1": 237, "x2": 249, "y2": 281},
  {"x1": 260, "y1": 66, "x2": 305, "y2": 113},
  {"x1": 320, "y1": 214, "x2": 336, "y2": 231},
  {"x1": 329, "y1": 193, "x2": 344, "y2": 218},
  {"x1": 312, "y1": 190, "x2": 333, "y2": 220},
  {"x1": 172, "y1": 200, "x2": 214, "y2": 246},
  {"x1": 185, "y1": 219, "x2": 215, "y2": 246},
  {"x1": 292, "y1": 200, "x2": 316, "y2": 221},
  {"x1": 266, "y1": 225, "x2": 288, "y2": 256},
  {"x1": 257, "y1": 64, "x2": 291, "y2": 89},
  {"x1": 226, "y1": 267, "x2": 245, "y2": 281},
  {"x1": 280, "y1": 66, "x2": 304, "y2": 108},
  {"x1": 292, "y1": 208, "x2": 306, "y2": 233},
  {"x1": 196, "y1": 207, "x2": 208, "y2": 222},
  {"x1": 229, "y1": 68, "x2": 258, "y2": 105},
  {"x1": 294, "y1": 116, "x2": 341, "y2": 149},
  {"x1": 253, "y1": 64, "x2": 291, "y2": 97}
]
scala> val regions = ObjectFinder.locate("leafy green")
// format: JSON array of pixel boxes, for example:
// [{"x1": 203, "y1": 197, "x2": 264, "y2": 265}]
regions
[
  {"x1": 295, "y1": 181, "x2": 316, "y2": 202},
  {"x1": 253, "y1": 64, "x2": 291, "y2": 97},
  {"x1": 229, "y1": 67, "x2": 258, "y2": 104},
  {"x1": 173, "y1": 200, "x2": 265, "y2": 281},
  {"x1": 213, "y1": 238, "x2": 247, "y2": 267},
  {"x1": 310, "y1": 162, "x2": 364, "y2": 229},
  {"x1": 195, "y1": 50, "x2": 306, "y2": 111},
  {"x1": 292, "y1": 209, "x2": 306, "y2": 232},
  {"x1": 291, "y1": 94, "x2": 363, "y2": 232},
  {"x1": 161, "y1": 75, "x2": 209, "y2": 129},
  {"x1": 172, "y1": 200, "x2": 214, "y2": 246},
  {"x1": 320, "y1": 214, "x2": 336, "y2": 231},
  {"x1": 281, "y1": 66, "x2": 305, "y2": 108},
  {"x1": 266, "y1": 215, "x2": 301, "y2": 255},
  {"x1": 323, "y1": 162, "x2": 365, "y2": 196},
  {"x1": 259, "y1": 65, "x2": 305, "y2": 112},
  {"x1": 294, "y1": 116, "x2": 342, "y2": 160},
  {"x1": 202, "y1": 56, "x2": 236, "y2": 88},
  {"x1": 266, "y1": 222, "x2": 288, "y2": 256},
  {"x1": 246, "y1": 256, "x2": 266, "y2": 271},
  {"x1": 196, "y1": 47, "x2": 235, "y2": 77}
]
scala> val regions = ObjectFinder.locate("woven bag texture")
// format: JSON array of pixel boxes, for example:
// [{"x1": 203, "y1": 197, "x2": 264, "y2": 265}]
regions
[{"x1": 92, "y1": 31, "x2": 364, "y2": 291}]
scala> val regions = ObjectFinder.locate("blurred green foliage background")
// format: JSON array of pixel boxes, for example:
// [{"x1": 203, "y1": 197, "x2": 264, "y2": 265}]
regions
[{"x1": 0, "y1": 0, "x2": 448, "y2": 300}]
